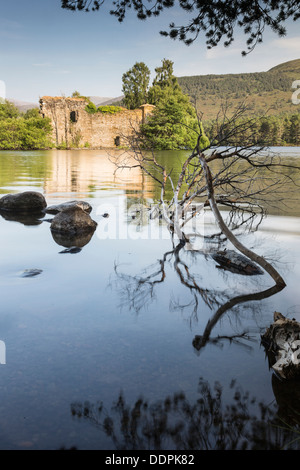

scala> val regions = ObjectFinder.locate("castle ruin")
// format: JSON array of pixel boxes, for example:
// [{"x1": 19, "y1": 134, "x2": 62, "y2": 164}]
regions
[{"x1": 39, "y1": 96, "x2": 155, "y2": 149}]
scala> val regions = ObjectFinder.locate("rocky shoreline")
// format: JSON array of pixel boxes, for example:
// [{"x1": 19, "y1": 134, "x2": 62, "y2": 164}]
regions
[{"x1": 0, "y1": 191, "x2": 98, "y2": 247}]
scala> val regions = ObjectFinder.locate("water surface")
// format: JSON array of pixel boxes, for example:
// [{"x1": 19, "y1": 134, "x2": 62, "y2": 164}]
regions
[{"x1": 0, "y1": 148, "x2": 300, "y2": 450}]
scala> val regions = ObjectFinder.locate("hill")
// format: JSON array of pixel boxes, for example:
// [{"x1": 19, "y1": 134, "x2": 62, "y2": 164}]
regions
[
  {"x1": 8, "y1": 99, "x2": 38, "y2": 112},
  {"x1": 88, "y1": 95, "x2": 124, "y2": 106},
  {"x1": 177, "y1": 59, "x2": 300, "y2": 120}
]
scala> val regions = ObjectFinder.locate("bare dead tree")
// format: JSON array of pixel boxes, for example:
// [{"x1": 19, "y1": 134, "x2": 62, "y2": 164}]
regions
[{"x1": 111, "y1": 103, "x2": 300, "y2": 287}]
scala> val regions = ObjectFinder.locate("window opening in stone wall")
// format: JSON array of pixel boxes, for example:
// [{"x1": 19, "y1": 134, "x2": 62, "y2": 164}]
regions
[
  {"x1": 115, "y1": 136, "x2": 120, "y2": 146},
  {"x1": 70, "y1": 110, "x2": 79, "y2": 123}
]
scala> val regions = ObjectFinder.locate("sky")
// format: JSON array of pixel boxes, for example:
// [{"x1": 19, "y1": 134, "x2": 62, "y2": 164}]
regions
[{"x1": 1, "y1": 0, "x2": 300, "y2": 103}]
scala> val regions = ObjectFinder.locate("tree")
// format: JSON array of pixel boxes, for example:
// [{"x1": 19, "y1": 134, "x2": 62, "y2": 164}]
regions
[
  {"x1": 113, "y1": 102, "x2": 300, "y2": 288},
  {"x1": 148, "y1": 58, "x2": 180, "y2": 106},
  {"x1": 0, "y1": 100, "x2": 20, "y2": 120},
  {"x1": 23, "y1": 108, "x2": 41, "y2": 119},
  {"x1": 151, "y1": 58, "x2": 180, "y2": 90},
  {"x1": 61, "y1": 0, "x2": 300, "y2": 54},
  {"x1": 0, "y1": 101, "x2": 53, "y2": 150},
  {"x1": 130, "y1": 58, "x2": 202, "y2": 150},
  {"x1": 140, "y1": 91, "x2": 199, "y2": 150},
  {"x1": 122, "y1": 62, "x2": 150, "y2": 110}
]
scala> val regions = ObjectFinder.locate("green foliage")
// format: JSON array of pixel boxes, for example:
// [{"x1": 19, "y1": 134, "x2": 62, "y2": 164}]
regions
[
  {"x1": 71, "y1": 90, "x2": 82, "y2": 98},
  {"x1": 198, "y1": 121, "x2": 210, "y2": 148},
  {"x1": 71, "y1": 90, "x2": 91, "y2": 101},
  {"x1": 0, "y1": 100, "x2": 20, "y2": 120},
  {"x1": 23, "y1": 108, "x2": 41, "y2": 119},
  {"x1": 85, "y1": 101, "x2": 97, "y2": 114},
  {"x1": 177, "y1": 59, "x2": 300, "y2": 121},
  {"x1": 97, "y1": 105, "x2": 122, "y2": 114},
  {"x1": 0, "y1": 101, "x2": 53, "y2": 150},
  {"x1": 141, "y1": 87, "x2": 199, "y2": 150},
  {"x1": 61, "y1": 1, "x2": 300, "y2": 55},
  {"x1": 0, "y1": 117, "x2": 53, "y2": 150},
  {"x1": 204, "y1": 111, "x2": 300, "y2": 147},
  {"x1": 139, "y1": 59, "x2": 201, "y2": 150},
  {"x1": 148, "y1": 59, "x2": 181, "y2": 106},
  {"x1": 122, "y1": 62, "x2": 151, "y2": 110}
]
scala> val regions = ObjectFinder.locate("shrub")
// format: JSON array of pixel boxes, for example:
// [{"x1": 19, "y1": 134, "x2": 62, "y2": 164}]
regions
[
  {"x1": 97, "y1": 106, "x2": 123, "y2": 114},
  {"x1": 85, "y1": 102, "x2": 97, "y2": 114}
]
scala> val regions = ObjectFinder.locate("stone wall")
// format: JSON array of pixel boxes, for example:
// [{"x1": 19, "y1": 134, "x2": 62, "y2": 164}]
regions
[{"x1": 39, "y1": 96, "x2": 155, "y2": 149}]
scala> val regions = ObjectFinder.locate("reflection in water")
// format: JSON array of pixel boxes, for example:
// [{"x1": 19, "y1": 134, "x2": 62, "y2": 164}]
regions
[
  {"x1": 1, "y1": 149, "x2": 299, "y2": 216},
  {"x1": 44, "y1": 150, "x2": 155, "y2": 199},
  {"x1": 112, "y1": 239, "x2": 285, "y2": 342},
  {"x1": 113, "y1": 241, "x2": 227, "y2": 323},
  {"x1": 104, "y1": 238, "x2": 300, "y2": 449},
  {"x1": 272, "y1": 374, "x2": 300, "y2": 429},
  {"x1": 0, "y1": 149, "x2": 299, "y2": 449},
  {"x1": 0, "y1": 209, "x2": 45, "y2": 226},
  {"x1": 193, "y1": 283, "x2": 284, "y2": 353},
  {"x1": 71, "y1": 376, "x2": 300, "y2": 450},
  {"x1": 51, "y1": 227, "x2": 96, "y2": 250}
]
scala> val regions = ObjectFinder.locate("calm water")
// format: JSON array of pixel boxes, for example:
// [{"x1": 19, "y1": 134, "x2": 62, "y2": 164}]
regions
[{"x1": 0, "y1": 148, "x2": 300, "y2": 450}]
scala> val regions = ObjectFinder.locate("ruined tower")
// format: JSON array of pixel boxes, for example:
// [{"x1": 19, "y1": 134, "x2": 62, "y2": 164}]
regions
[{"x1": 39, "y1": 96, "x2": 155, "y2": 149}]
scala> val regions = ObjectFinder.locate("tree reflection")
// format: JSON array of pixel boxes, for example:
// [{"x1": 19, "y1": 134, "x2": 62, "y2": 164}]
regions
[
  {"x1": 112, "y1": 241, "x2": 227, "y2": 323},
  {"x1": 193, "y1": 283, "x2": 284, "y2": 353},
  {"x1": 71, "y1": 376, "x2": 300, "y2": 450},
  {"x1": 111, "y1": 238, "x2": 285, "y2": 350}
]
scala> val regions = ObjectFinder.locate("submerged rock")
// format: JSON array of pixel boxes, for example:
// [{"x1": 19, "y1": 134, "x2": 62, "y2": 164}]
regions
[
  {"x1": 211, "y1": 249, "x2": 264, "y2": 275},
  {"x1": 45, "y1": 200, "x2": 92, "y2": 215},
  {"x1": 20, "y1": 269, "x2": 43, "y2": 278},
  {"x1": 50, "y1": 206, "x2": 97, "y2": 235},
  {"x1": 0, "y1": 191, "x2": 47, "y2": 213}
]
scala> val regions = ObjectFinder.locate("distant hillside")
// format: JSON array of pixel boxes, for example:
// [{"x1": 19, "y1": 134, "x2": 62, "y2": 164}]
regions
[
  {"x1": 89, "y1": 95, "x2": 124, "y2": 106},
  {"x1": 88, "y1": 96, "x2": 114, "y2": 106},
  {"x1": 269, "y1": 58, "x2": 300, "y2": 74},
  {"x1": 177, "y1": 59, "x2": 300, "y2": 120},
  {"x1": 8, "y1": 99, "x2": 38, "y2": 112}
]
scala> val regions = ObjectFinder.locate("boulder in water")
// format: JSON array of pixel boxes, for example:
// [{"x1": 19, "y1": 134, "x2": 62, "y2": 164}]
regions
[
  {"x1": 50, "y1": 206, "x2": 97, "y2": 235},
  {"x1": 0, "y1": 191, "x2": 47, "y2": 213},
  {"x1": 45, "y1": 200, "x2": 92, "y2": 215}
]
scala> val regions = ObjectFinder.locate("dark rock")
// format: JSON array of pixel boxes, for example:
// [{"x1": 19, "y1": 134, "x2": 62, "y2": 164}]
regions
[
  {"x1": 59, "y1": 247, "x2": 82, "y2": 254},
  {"x1": 0, "y1": 192, "x2": 47, "y2": 213},
  {"x1": 50, "y1": 206, "x2": 97, "y2": 236},
  {"x1": 211, "y1": 249, "x2": 264, "y2": 275},
  {"x1": 20, "y1": 269, "x2": 43, "y2": 278},
  {"x1": 45, "y1": 200, "x2": 92, "y2": 215}
]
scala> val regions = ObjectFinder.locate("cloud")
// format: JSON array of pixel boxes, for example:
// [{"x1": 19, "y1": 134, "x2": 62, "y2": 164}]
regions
[{"x1": 271, "y1": 36, "x2": 300, "y2": 51}]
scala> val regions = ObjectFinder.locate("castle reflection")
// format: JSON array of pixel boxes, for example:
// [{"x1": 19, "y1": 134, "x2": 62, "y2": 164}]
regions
[{"x1": 43, "y1": 149, "x2": 156, "y2": 200}]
